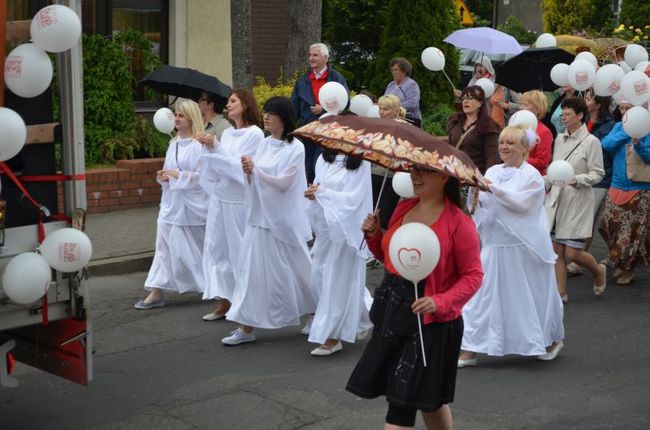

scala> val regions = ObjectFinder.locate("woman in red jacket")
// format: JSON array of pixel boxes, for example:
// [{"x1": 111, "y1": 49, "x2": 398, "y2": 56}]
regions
[
  {"x1": 346, "y1": 168, "x2": 483, "y2": 430},
  {"x1": 520, "y1": 90, "x2": 553, "y2": 175}
]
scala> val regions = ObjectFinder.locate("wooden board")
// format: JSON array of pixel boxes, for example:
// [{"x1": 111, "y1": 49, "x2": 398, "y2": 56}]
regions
[{"x1": 26, "y1": 123, "x2": 58, "y2": 145}]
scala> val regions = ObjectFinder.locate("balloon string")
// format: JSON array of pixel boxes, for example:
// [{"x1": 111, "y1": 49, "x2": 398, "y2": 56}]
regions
[
  {"x1": 413, "y1": 281, "x2": 427, "y2": 368},
  {"x1": 442, "y1": 70, "x2": 457, "y2": 91}
]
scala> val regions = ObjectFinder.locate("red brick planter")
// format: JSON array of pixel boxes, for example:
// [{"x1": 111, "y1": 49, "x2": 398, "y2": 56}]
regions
[{"x1": 61, "y1": 158, "x2": 165, "y2": 214}]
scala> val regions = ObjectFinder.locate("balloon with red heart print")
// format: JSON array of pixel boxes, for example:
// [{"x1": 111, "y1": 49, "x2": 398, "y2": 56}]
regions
[{"x1": 388, "y1": 222, "x2": 440, "y2": 283}]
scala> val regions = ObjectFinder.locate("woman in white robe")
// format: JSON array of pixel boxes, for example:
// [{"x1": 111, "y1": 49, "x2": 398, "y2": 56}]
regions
[
  {"x1": 198, "y1": 89, "x2": 264, "y2": 321},
  {"x1": 458, "y1": 125, "x2": 565, "y2": 366},
  {"x1": 304, "y1": 151, "x2": 373, "y2": 356},
  {"x1": 222, "y1": 97, "x2": 317, "y2": 345},
  {"x1": 134, "y1": 99, "x2": 209, "y2": 310}
]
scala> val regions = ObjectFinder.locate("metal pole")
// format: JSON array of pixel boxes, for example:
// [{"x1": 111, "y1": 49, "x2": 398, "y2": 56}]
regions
[{"x1": 55, "y1": 0, "x2": 86, "y2": 214}]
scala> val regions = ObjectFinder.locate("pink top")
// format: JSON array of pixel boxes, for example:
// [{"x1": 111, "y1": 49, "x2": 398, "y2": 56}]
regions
[{"x1": 366, "y1": 198, "x2": 483, "y2": 324}]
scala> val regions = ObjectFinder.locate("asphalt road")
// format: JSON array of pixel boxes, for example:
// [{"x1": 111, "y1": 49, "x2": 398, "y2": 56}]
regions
[{"x1": 1, "y1": 261, "x2": 649, "y2": 429}]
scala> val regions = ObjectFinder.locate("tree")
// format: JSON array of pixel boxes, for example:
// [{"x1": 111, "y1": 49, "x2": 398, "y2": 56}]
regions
[
  {"x1": 464, "y1": 0, "x2": 493, "y2": 25},
  {"x1": 322, "y1": 0, "x2": 390, "y2": 90},
  {"x1": 619, "y1": 0, "x2": 650, "y2": 30},
  {"x1": 370, "y1": 0, "x2": 460, "y2": 111},
  {"x1": 542, "y1": 0, "x2": 614, "y2": 35},
  {"x1": 497, "y1": 16, "x2": 536, "y2": 44},
  {"x1": 284, "y1": 0, "x2": 323, "y2": 78}
]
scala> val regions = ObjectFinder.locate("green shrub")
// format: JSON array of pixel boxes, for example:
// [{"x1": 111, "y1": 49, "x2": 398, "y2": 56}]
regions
[
  {"x1": 422, "y1": 104, "x2": 455, "y2": 136},
  {"x1": 497, "y1": 16, "x2": 537, "y2": 44},
  {"x1": 252, "y1": 74, "x2": 297, "y2": 116}
]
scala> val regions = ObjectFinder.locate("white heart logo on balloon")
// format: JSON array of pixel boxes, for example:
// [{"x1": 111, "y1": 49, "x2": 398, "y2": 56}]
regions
[
  {"x1": 607, "y1": 82, "x2": 621, "y2": 93},
  {"x1": 575, "y1": 72, "x2": 588, "y2": 84},
  {"x1": 633, "y1": 79, "x2": 648, "y2": 96}
]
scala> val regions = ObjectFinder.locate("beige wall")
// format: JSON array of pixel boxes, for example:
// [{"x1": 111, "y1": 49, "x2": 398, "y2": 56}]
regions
[{"x1": 169, "y1": 0, "x2": 233, "y2": 86}]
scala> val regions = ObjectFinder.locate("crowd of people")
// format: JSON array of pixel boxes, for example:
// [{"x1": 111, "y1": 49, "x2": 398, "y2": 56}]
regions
[{"x1": 132, "y1": 42, "x2": 649, "y2": 429}]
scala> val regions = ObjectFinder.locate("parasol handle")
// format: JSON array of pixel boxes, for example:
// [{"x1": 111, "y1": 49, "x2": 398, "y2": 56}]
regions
[
  {"x1": 412, "y1": 281, "x2": 428, "y2": 368},
  {"x1": 359, "y1": 167, "x2": 391, "y2": 250}
]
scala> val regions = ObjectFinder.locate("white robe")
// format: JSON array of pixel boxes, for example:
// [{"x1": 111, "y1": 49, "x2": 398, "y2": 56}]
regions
[
  {"x1": 227, "y1": 137, "x2": 317, "y2": 329},
  {"x1": 200, "y1": 126, "x2": 264, "y2": 301},
  {"x1": 462, "y1": 162, "x2": 565, "y2": 356},
  {"x1": 145, "y1": 136, "x2": 209, "y2": 293},
  {"x1": 306, "y1": 155, "x2": 374, "y2": 344}
]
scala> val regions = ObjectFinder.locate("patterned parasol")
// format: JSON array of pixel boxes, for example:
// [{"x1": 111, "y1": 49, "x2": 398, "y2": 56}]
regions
[{"x1": 291, "y1": 115, "x2": 489, "y2": 190}]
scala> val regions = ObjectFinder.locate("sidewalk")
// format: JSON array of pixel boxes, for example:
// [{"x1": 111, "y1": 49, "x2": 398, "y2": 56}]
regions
[{"x1": 86, "y1": 205, "x2": 159, "y2": 276}]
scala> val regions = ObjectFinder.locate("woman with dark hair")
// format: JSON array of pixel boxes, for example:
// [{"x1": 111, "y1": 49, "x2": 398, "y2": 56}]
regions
[
  {"x1": 447, "y1": 86, "x2": 500, "y2": 175},
  {"x1": 346, "y1": 168, "x2": 483, "y2": 430},
  {"x1": 134, "y1": 99, "x2": 209, "y2": 309},
  {"x1": 384, "y1": 57, "x2": 422, "y2": 127},
  {"x1": 544, "y1": 96, "x2": 606, "y2": 303},
  {"x1": 303, "y1": 148, "x2": 373, "y2": 356},
  {"x1": 200, "y1": 89, "x2": 264, "y2": 321},
  {"x1": 566, "y1": 90, "x2": 616, "y2": 276},
  {"x1": 222, "y1": 96, "x2": 317, "y2": 345}
]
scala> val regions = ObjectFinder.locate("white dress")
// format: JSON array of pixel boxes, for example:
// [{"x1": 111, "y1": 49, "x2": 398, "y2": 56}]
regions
[
  {"x1": 227, "y1": 137, "x2": 317, "y2": 329},
  {"x1": 145, "y1": 136, "x2": 209, "y2": 293},
  {"x1": 462, "y1": 162, "x2": 565, "y2": 356},
  {"x1": 200, "y1": 126, "x2": 264, "y2": 301},
  {"x1": 307, "y1": 155, "x2": 374, "y2": 344}
]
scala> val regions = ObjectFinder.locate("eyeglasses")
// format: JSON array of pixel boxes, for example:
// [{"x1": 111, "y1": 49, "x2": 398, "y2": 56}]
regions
[{"x1": 461, "y1": 95, "x2": 477, "y2": 101}]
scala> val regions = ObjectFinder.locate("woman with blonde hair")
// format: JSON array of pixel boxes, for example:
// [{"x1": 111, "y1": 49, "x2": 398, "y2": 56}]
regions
[
  {"x1": 520, "y1": 90, "x2": 553, "y2": 175},
  {"x1": 377, "y1": 94, "x2": 406, "y2": 121},
  {"x1": 459, "y1": 125, "x2": 564, "y2": 367},
  {"x1": 135, "y1": 99, "x2": 209, "y2": 309}
]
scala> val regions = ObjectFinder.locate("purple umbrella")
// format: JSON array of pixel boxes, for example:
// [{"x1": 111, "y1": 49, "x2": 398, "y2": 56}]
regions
[{"x1": 444, "y1": 27, "x2": 523, "y2": 55}]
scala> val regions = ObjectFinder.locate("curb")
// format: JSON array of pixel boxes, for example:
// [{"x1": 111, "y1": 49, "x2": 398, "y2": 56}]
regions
[{"x1": 88, "y1": 252, "x2": 154, "y2": 277}]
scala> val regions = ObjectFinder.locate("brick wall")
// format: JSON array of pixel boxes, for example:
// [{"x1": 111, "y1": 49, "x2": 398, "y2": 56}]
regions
[
  {"x1": 251, "y1": 0, "x2": 289, "y2": 84},
  {"x1": 76, "y1": 159, "x2": 164, "y2": 214}
]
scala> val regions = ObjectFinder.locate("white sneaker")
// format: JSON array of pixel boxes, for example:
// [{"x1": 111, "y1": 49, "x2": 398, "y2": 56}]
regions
[
  {"x1": 538, "y1": 341, "x2": 563, "y2": 361},
  {"x1": 301, "y1": 316, "x2": 313, "y2": 335},
  {"x1": 221, "y1": 328, "x2": 256, "y2": 346}
]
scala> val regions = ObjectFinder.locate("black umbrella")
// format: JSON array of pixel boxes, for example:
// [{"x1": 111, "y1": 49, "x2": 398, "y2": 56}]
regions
[
  {"x1": 139, "y1": 65, "x2": 231, "y2": 100},
  {"x1": 494, "y1": 47, "x2": 575, "y2": 93}
]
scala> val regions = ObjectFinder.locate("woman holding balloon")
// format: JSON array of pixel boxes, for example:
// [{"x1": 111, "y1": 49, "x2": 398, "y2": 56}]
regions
[
  {"x1": 544, "y1": 97, "x2": 606, "y2": 303},
  {"x1": 199, "y1": 89, "x2": 264, "y2": 321},
  {"x1": 346, "y1": 168, "x2": 483, "y2": 430},
  {"x1": 458, "y1": 125, "x2": 565, "y2": 367},
  {"x1": 599, "y1": 101, "x2": 650, "y2": 285},
  {"x1": 135, "y1": 99, "x2": 209, "y2": 310},
  {"x1": 304, "y1": 148, "x2": 374, "y2": 356}
]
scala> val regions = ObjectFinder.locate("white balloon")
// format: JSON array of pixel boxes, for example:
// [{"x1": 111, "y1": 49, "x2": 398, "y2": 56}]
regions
[
  {"x1": 620, "y1": 70, "x2": 650, "y2": 106},
  {"x1": 39, "y1": 228, "x2": 93, "y2": 272},
  {"x1": 319, "y1": 112, "x2": 336, "y2": 119},
  {"x1": 547, "y1": 160, "x2": 575, "y2": 186},
  {"x1": 30, "y1": 5, "x2": 82, "y2": 53},
  {"x1": 392, "y1": 172, "x2": 415, "y2": 198},
  {"x1": 622, "y1": 106, "x2": 650, "y2": 139},
  {"x1": 388, "y1": 222, "x2": 440, "y2": 283},
  {"x1": 575, "y1": 51, "x2": 599, "y2": 69},
  {"x1": 550, "y1": 63, "x2": 570, "y2": 87},
  {"x1": 508, "y1": 109, "x2": 538, "y2": 131},
  {"x1": 618, "y1": 61, "x2": 632, "y2": 73},
  {"x1": 2, "y1": 252, "x2": 51, "y2": 305},
  {"x1": 535, "y1": 33, "x2": 557, "y2": 48},
  {"x1": 567, "y1": 59, "x2": 596, "y2": 91},
  {"x1": 475, "y1": 78, "x2": 495, "y2": 98},
  {"x1": 366, "y1": 104, "x2": 380, "y2": 118},
  {"x1": 612, "y1": 90, "x2": 624, "y2": 104},
  {"x1": 0, "y1": 107, "x2": 27, "y2": 162},
  {"x1": 635, "y1": 61, "x2": 650, "y2": 74},
  {"x1": 319, "y1": 82, "x2": 349, "y2": 114},
  {"x1": 349, "y1": 94, "x2": 373, "y2": 116},
  {"x1": 593, "y1": 64, "x2": 625, "y2": 96},
  {"x1": 153, "y1": 108, "x2": 175, "y2": 134},
  {"x1": 421, "y1": 47, "x2": 446, "y2": 71},
  {"x1": 4, "y1": 43, "x2": 53, "y2": 98},
  {"x1": 624, "y1": 44, "x2": 649, "y2": 69}
]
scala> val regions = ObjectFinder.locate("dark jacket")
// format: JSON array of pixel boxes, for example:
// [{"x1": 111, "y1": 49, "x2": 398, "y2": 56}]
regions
[
  {"x1": 290, "y1": 65, "x2": 349, "y2": 126},
  {"x1": 590, "y1": 115, "x2": 616, "y2": 188},
  {"x1": 446, "y1": 115, "x2": 500, "y2": 174}
]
